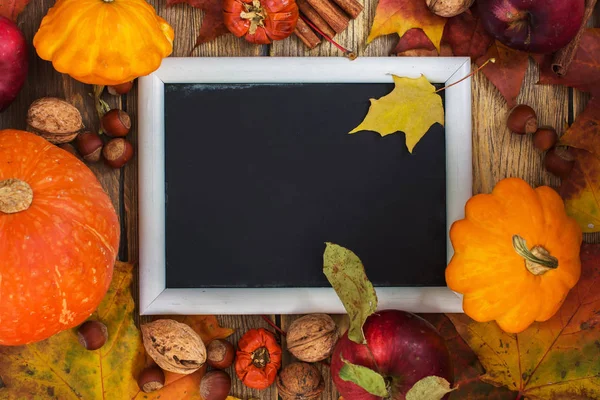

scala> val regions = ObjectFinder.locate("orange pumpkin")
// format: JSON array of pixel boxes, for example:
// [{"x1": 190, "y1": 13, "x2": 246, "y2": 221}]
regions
[
  {"x1": 446, "y1": 178, "x2": 582, "y2": 333},
  {"x1": 0, "y1": 129, "x2": 120, "y2": 345}
]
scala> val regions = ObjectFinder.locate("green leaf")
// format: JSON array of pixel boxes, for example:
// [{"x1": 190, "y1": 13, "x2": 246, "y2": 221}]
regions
[
  {"x1": 323, "y1": 243, "x2": 378, "y2": 344},
  {"x1": 406, "y1": 376, "x2": 455, "y2": 400},
  {"x1": 339, "y1": 357, "x2": 388, "y2": 397}
]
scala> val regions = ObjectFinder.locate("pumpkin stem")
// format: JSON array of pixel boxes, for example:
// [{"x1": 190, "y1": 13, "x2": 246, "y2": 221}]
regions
[
  {"x1": 512, "y1": 235, "x2": 558, "y2": 275},
  {"x1": 240, "y1": 0, "x2": 266, "y2": 35},
  {"x1": 0, "y1": 179, "x2": 33, "y2": 214},
  {"x1": 251, "y1": 346, "x2": 271, "y2": 368}
]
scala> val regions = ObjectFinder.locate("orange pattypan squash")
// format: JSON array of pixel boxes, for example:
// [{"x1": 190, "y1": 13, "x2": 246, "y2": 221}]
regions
[
  {"x1": 33, "y1": 0, "x2": 174, "y2": 86},
  {"x1": 0, "y1": 130, "x2": 120, "y2": 345},
  {"x1": 235, "y1": 328, "x2": 282, "y2": 389},
  {"x1": 446, "y1": 178, "x2": 582, "y2": 333}
]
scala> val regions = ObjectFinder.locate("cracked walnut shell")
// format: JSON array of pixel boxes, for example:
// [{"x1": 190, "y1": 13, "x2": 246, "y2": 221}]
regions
[
  {"x1": 286, "y1": 314, "x2": 338, "y2": 362},
  {"x1": 141, "y1": 319, "x2": 207, "y2": 375}
]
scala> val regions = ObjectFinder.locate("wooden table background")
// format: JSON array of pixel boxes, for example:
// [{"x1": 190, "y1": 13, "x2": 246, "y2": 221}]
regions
[{"x1": 2, "y1": 1, "x2": 599, "y2": 399}]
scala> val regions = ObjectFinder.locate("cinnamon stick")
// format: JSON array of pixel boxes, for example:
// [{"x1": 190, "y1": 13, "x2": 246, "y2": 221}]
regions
[
  {"x1": 331, "y1": 0, "x2": 363, "y2": 19},
  {"x1": 295, "y1": 18, "x2": 321, "y2": 49},
  {"x1": 305, "y1": 0, "x2": 350, "y2": 34},
  {"x1": 551, "y1": 0, "x2": 597, "y2": 76},
  {"x1": 297, "y1": 0, "x2": 337, "y2": 39}
]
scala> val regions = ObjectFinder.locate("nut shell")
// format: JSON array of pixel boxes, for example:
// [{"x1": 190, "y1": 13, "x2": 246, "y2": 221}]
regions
[
  {"x1": 101, "y1": 109, "x2": 131, "y2": 137},
  {"x1": 77, "y1": 320, "x2": 108, "y2": 351},
  {"x1": 200, "y1": 370, "x2": 231, "y2": 400},
  {"x1": 103, "y1": 138, "x2": 134, "y2": 168},
  {"x1": 76, "y1": 132, "x2": 104, "y2": 162},
  {"x1": 544, "y1": 146, "x2": 575, "y2": 179},
  {"x1": 426, "y1": 0, "x2": 474, "y2": 17},
  {"x1": 507, "y1": 104, "x2": 538, "y2": 135},
  {"x1": 276, "y1": 362, "x2": 324, "y2": 400},
  {"x1": 141, "y1": 319, "x2": 207, "y2": 375},
  {"x1": 137, "y1": 365, "x2": 165, "y2": 393},
  {"x1": 27, "y1": 97, "x2": 83, "y2": 143},
  {"x1": 532, "y1": 127, "x2": 558, "y2": 151},
  {"x1": 207, "y1": 339, "x2": 235, "y2": 369},
  {"x1": 286, "y1": 314, "x2": 338, "y2": 362}
]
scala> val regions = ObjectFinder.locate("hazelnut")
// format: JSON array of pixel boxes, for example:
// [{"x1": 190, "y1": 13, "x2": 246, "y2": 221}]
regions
[
  {"x1": 77, "y1": 320, "x2": 108, "y2": 350},
  {"x1": 206, "y1": 339, "x2": 235, "y2": 370},
  {"x1": 101, "y1": 109, "x2": 131, "y2": 137},
  {"x1": 286, "y1": 314, "x2": 339, "y2": 362},
  {"x1": 103, "y1": 138, "x2": 134, "y2": 168},
  {"x1": 107, "y1": 81, "x2": 134, "y2": 96},
  {"x1": 137, "y1": 365, "x2": 165, "y2": 393},
  {"x1": 544, "y1": 146, "x2": 575, "y2": 179},
  {"x1": 276, "y1": 362, "x2": 324, "y2": 400},
  {"x1": 507, "y1": 104, "x2": 538, "y2": 135},
  {"x1": 532, "y1": 127, "x2": 558, "y2": 151},
  {"x1": 200, "y1": 370, "x2": 231, "y2": 400},
  {"x1": 76, "y1": 132, "x2": 104, "y2": 162}
]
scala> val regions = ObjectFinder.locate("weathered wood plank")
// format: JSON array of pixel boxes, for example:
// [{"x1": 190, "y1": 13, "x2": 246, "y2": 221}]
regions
[{"x1": 472, "y1": 59, "x2": 569, "y2": 194}]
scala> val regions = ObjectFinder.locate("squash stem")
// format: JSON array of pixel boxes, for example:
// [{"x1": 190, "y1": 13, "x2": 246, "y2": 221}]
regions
[
  {"x1": 512, "y1": 235, "x2": 558, "y2": 275},
  {"x1": 0, "y1": 179, "x2": 33, "y2": 214}
]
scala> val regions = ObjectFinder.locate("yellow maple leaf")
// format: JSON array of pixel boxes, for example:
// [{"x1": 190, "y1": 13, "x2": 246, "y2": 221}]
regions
[
  {"x1": 367, "y1": 0, "x2": 446, "y2": 52},
  {"x1": 0, "y1": 262, "x2": 145, "y2": 399},
  {"x1": 349, "y1": 74, "x2": 444, "y2": 153}
]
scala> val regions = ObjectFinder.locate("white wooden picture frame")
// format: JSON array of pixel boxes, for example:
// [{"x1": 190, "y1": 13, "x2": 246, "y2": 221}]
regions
[{"x1": 137, "y1": 57, "x2": 472, "y2": 316}]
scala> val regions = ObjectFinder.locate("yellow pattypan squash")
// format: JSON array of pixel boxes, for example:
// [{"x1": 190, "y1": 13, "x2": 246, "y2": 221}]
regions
[
  {"x1": 33, "y1": 0, "x2": 174, "y2": 85},
  {"x1": 446, "y1": 178, "x2": 582, "y2": 333}
]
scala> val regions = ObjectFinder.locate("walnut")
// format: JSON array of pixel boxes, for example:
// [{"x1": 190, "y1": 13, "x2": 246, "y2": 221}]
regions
[
  {"x1": 27, "y1": 97, "x2": 83, "y2": 144},
  {"x1": 277, "y1": 362, "x2": 324, "y2": 400},
  {"x1": 426, "y1": 0, "x2": 474, "y2": 17},
  {"x1": 286, "y1": 314, "x2": 338, "y2": 362},
  {"x1": 141, "y1": 319, "x2": 207, "y2": 375}
]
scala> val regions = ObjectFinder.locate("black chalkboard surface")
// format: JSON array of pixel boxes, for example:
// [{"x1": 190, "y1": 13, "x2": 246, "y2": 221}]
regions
[{"x1": 164, "y1": 83, "x2": 446, "y2": 289}]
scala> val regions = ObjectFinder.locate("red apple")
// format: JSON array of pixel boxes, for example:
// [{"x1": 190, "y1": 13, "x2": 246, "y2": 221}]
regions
[
  {"x1": 331, "y1": 310, "x2": 453, "y2": 399},
  {"x1": 0, "y1": 16, "x2": 28, "y2": 112},
  {"x1": 478, "y1": 0, "x2": 585, "y2": 54}
]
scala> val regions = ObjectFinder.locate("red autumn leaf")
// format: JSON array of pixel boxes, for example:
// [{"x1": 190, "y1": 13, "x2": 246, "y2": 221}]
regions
[
  {"x1": 443, "y1": 8, "x2": 494, "y2": 60},
  {"x1": 368, "y1": 0, "x2": 446, "y2": 52},
  {"x1": 448, "y1": 243, "x2": 600, "y2": 399},
  {"x1": 560, "y1": 97, "x2": 600, "y2": 159},
  {"x1": 167, "y1": 0, "x2": 229, "y2": 49},
  {"x1": 421, "y1": 314, "x2": 518, "y2": 400},
  {"x1": 559, "y1": 149, "x2": 600, "y2": 233},
  {"x1": 392, "y1": 28, "x2": 436, "y2": 56},
  {"x1": 0, "y1": 0, "x2": 30, "y2": 20},
  {"x1": 538, "y1": 29, "x2": 600, "y2": 96},
  {"x1": 476, "y1": 41, "x2": 529, "y2": 107}
]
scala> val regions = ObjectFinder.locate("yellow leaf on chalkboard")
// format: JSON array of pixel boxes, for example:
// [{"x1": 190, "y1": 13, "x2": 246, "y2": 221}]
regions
[
  {"x1": 349, "y1": 74, "x2": 444, "y2": 153},
  {"x1": 0, "y1": 262, "x2": 145, "y2": 399}
]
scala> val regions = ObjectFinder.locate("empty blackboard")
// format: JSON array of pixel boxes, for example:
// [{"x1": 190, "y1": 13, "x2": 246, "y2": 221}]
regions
[{"x1": 164, "y1": 83, "x2": 446, "y2": 289}]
